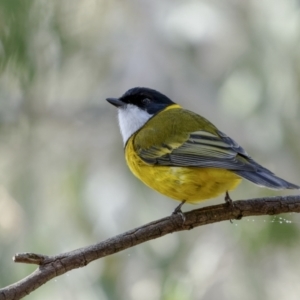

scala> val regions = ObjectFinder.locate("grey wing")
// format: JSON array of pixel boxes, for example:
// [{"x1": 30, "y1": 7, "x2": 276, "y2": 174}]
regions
[
  {"x1": 138, "y1": 130, "x2": 300, "y2": 189},
  {"x1": 140, "y1": 130, "x2": 273, "y2": 173}
]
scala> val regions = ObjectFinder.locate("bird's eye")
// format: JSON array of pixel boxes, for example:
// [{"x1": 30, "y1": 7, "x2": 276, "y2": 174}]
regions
[{"x1": 141, "y1": 98, "x2": 151, "y2": 105}]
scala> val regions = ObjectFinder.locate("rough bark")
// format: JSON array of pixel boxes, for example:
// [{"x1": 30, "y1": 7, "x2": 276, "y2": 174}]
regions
[{"x1": 1, "y1": 195, "x2": 300, "y2": 300}]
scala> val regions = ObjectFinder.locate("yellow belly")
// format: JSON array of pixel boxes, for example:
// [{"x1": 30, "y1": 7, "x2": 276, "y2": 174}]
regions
[{"x1": 125, "y1": 140, "x2": 242, "y2": 204}]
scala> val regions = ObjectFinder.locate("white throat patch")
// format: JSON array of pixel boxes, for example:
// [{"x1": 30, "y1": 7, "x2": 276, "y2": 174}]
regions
[{"x1": 117, "y1": 104, "x2": 153, "y2": 145}]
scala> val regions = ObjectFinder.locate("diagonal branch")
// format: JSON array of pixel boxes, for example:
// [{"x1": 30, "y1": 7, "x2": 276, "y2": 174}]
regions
[{"x1": 1, "y1": 195, "x2": 300, "y2": 300}]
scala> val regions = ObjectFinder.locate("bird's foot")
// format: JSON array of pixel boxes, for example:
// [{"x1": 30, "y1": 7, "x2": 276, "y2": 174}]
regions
[
  {"x1": 224, "y1": 191, "x2": 234, "y2": 224},
  {"x1": 225, "y1": 191, "x2": 234, "y2": 207},
  {"x1": 224, "y1": 192, "x2": 243, "y2": 221},
  {"x1": 172, "y1": 200, "x2": 186, "y2": 223}
]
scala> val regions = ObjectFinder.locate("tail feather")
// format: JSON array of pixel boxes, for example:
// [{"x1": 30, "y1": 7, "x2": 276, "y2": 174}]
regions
[{"x1": 234, "y1": 170, "x2": 300, "y2": 190}]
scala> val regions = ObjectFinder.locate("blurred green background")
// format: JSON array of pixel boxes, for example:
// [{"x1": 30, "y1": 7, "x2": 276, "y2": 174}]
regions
[{"x1": 0, "y1": 0, "x2": 300, "y2": 299}]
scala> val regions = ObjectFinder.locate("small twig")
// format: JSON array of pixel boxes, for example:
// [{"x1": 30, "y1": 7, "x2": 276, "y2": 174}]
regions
[
  {"x1": 13, "y1": 253, "x2": 48, "y2": 265},
  {"x1": 1, "y1": 195, "x2": 300, "y2": 300}
]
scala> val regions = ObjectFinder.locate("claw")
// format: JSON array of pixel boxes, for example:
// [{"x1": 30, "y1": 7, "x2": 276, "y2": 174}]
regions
[
  {"x1": 225, "y1": 191, "x2": 234, "y2": 207},
  {"x1": 172, "y1": 200, "x2": 186, "y2": 223},
  {"x1": 225, "y1": 191, "x2": 234, "y2": 224}
]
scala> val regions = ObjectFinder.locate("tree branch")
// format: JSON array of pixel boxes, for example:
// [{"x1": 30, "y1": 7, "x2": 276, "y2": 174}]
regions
[{"x1": 1, "y1": 195, "x2": 300, "y2": 300}]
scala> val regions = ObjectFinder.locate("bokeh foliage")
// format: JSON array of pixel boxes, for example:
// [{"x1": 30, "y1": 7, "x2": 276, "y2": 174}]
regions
[{"x1": 0, "y1": 0, "x2": 300, "y2": 299}]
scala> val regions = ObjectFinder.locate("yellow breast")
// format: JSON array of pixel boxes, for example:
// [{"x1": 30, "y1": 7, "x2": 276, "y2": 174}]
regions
[{"x1": 125, "y1": 137, "x2": 242, "y2": 204}]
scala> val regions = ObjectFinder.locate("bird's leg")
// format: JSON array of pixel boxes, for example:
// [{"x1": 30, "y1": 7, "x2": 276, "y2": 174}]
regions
[
  {"x1": 173, "y1": 200, "x2": 186, "y2": 214},
  {"x1": 172, "y1": 200, "x2": 186, "y2": 223},
  {"x1": 224, "y1": 191, "x2": 234, "y2": 207},
  {"x1": 224, "y1": 191, "x2": 235, "y2": 223},
  {"x1": 224, "y1": 191, "x2": 243, "y2": 221}
]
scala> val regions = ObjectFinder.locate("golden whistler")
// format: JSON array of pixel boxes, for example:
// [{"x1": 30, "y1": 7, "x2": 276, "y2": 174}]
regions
[{"x1": 107, "y1": 87, "x2": 299, "y2": 207}]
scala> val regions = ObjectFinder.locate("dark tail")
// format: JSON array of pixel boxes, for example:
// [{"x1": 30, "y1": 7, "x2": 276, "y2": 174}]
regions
[{"x1": 234, "y1": 169, "x2": 300, "y2": 190}]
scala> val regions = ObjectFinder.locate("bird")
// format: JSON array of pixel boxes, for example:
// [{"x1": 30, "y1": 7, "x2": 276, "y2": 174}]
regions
[{"x1": 106, "y1": 87, "x2": 299, "y2": 210}]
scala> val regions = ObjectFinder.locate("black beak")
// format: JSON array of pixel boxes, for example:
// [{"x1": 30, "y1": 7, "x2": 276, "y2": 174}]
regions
[{"x1": 106, "y1": 98, "x2": 125, "y2": 108}]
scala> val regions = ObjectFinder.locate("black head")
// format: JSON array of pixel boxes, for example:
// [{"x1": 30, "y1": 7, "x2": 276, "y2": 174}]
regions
[{"x1": 106, "y1": 87, "x2": 175, "y2": 114}]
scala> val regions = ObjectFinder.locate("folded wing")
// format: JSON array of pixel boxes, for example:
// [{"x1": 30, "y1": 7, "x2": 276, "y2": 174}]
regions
[{"x1": 134, "y1": 116, "x2": 299, "y2": 190}]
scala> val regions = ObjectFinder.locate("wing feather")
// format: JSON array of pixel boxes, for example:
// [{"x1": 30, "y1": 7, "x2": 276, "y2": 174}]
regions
[
  {"x1": 132, "y1": 108, "x2": 299, "y2": 189},
  {"x1": 133, "y1": 108, "x2": 271, "y2": 173},
  {"x1": 138, "y1": 129, "x2": 262, "y2": 172}
]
